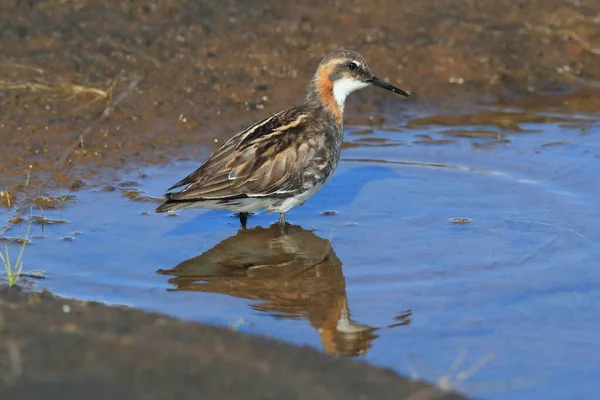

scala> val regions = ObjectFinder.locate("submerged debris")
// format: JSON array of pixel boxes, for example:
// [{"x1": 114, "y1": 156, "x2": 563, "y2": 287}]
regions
[
  {"x1": 119, "y1": 188, "x2": 162, "y2": 202},
  {"x1": 450, "y1": 217, "x2": 471, "y2": 225},
  {"x1": 29, "y1": 216, "x2": 67, "y2": 225},
  {"x1": 32, "y1": 195, "x2": 75, "y2": 210},
  {"x1": 0, "y1": 190, "x2": 16, "y2": 209},
  {"x1": 0, "y1": 237, "x2": 30, "y2": 245}
]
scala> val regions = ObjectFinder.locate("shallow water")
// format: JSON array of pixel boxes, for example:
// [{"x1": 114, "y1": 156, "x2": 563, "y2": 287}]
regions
[{"x1": 3, "y1": 93, "x2": 600, "y2": 399}]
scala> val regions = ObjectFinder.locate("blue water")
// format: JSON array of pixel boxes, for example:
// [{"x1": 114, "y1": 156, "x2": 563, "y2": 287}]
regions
[{"x1": 2, "y1": 100, "x2": 600, "y2": 399}]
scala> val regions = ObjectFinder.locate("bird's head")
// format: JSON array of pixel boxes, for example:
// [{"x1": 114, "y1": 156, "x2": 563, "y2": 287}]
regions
[{"x1": 308, "y1": 49, "x2": 409, "y2": 121}]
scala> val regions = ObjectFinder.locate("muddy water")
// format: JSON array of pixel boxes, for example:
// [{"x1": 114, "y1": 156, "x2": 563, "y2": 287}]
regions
[{"x1": 2, "y1": 93, "x2": 600, "y2": 400}]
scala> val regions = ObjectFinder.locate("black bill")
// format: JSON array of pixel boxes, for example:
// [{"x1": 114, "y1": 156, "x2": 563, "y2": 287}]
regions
[{"x1": 370, "y1": 76, "x2": 409, "y2": 97}]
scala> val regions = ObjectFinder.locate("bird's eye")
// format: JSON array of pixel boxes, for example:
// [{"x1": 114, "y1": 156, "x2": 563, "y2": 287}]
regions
[{"x1": 347, "y1": 62, "x2": 358, "y2": 71}]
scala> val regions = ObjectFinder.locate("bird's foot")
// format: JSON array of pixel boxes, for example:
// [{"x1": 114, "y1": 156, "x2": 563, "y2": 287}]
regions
[{"x1": 239, "y1": 212, "x2": 249, "y2": 229}]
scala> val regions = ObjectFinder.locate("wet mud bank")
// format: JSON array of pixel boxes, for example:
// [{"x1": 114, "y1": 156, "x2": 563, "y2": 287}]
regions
[
  {"x1": 0, "y1": 286, "x2": 469, "y2": 400},
  {"x1": 2, "y1": 0, "x2": 600, "y2": 192}
]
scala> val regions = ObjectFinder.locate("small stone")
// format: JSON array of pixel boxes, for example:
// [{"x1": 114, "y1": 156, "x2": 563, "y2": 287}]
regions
[
  {"x1": 119, "y1": 181, "x2": 140, "y2": 187},
  {"x1": 450, "y1": 217, "x2": 471, "y2": 225},
  {"x1": 69, "y1": 180, "x2": 85, "y2": 190}
]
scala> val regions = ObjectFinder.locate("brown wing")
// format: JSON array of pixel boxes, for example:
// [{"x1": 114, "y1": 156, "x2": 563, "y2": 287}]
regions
[{"x1": 164, "y1": 106, "x2": 315, "y2": 201}]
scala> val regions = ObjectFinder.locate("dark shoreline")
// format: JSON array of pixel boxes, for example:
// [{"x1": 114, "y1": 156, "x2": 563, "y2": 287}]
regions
[{"x1": 0, "y1": 285, "x2": 469, "y2": 399}]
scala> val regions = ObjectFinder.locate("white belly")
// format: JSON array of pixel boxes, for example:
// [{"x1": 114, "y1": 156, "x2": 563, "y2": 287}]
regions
[
  {"x1": 268, "y1": 182, "x2": 325, "y2": 213},
  {"x1": 181, "y1": 178, "x2": 328, "y2": 215},
  {"x1": 185, "y1": 197, "x2": 275, "y2": 213}
]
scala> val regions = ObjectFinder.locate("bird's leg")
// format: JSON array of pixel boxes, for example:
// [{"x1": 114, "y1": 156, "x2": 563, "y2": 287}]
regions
[
  {"x1": 279, "y1": 213, "x2": 286, "y2": 235},
  {"x1": 239, "y1": 212, "x2": 249, "y2": 229}
]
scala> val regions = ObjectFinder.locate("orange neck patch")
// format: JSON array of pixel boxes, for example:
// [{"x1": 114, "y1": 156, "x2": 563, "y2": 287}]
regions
[{"x1": 315, "y1": 65, "x2": 343, "y2": 126}]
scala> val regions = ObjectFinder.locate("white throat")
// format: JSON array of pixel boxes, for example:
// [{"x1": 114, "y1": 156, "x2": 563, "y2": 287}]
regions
[{"x1": 332, "y1": 78, "x2": 368, "y2": 112}]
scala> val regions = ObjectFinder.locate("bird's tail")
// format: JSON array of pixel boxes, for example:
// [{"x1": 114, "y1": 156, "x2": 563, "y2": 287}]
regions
[{"x1": 155, "y1": 194, "x2": 192, "y2": 213}]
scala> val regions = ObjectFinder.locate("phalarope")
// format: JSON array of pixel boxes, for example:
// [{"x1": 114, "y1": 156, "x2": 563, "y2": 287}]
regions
[{"x1": 156, "y1": 49, "x2": 409, "y2": 232}]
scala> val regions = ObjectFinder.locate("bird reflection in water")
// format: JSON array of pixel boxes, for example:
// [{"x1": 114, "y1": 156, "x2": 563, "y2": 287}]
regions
[{"x1": 157, "y1": 223, "x2": 378, "y2": 357}]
